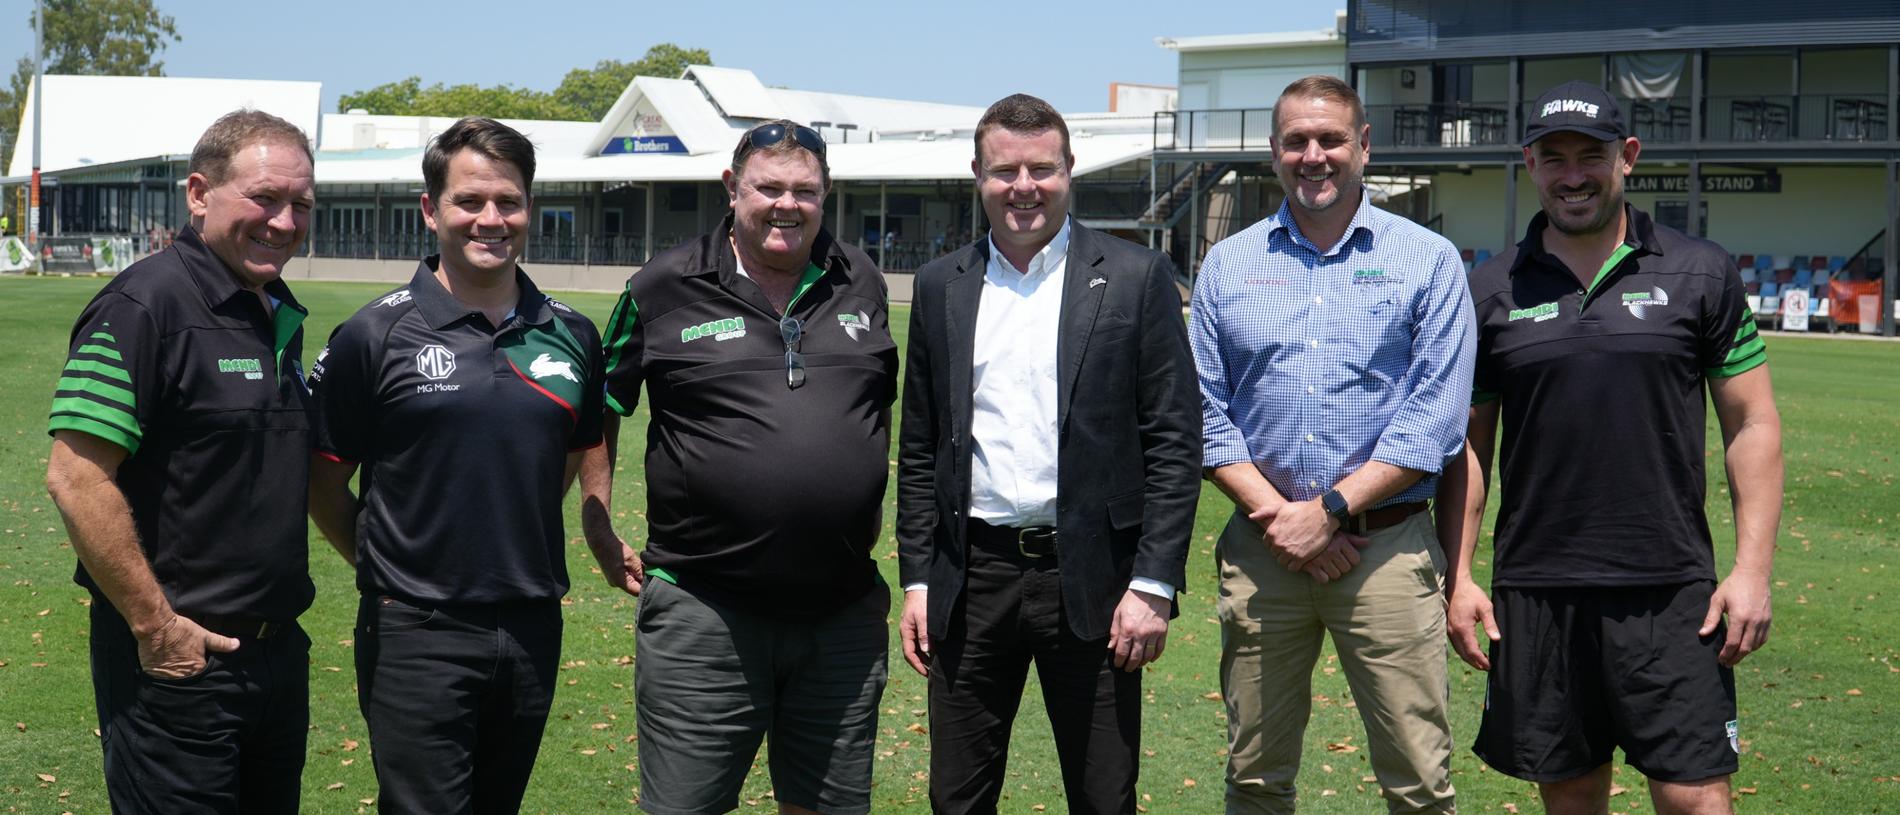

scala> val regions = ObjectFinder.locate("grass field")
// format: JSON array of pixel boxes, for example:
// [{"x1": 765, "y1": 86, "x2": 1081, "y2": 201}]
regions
[{"x1": 0, "y1": 275, "x2": 1894, "y2": 814}]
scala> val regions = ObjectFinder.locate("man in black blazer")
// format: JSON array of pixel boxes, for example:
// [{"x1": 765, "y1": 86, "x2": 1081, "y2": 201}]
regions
[{"x1": 896, "y1": 94, "x2": 1201, "y2": 815}]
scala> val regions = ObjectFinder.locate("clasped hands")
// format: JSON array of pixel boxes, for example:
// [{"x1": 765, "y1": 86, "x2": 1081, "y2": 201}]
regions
[{"x1": 1249, "y1": 498, "x2": 1369, "y2": 584}]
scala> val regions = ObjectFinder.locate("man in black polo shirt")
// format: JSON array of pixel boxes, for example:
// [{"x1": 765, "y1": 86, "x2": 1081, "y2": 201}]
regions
[
  {"x1": 307, "y1": 117, "x2": 608, "y2": 814},
  {"x1": 585, "y1": 120, "x2": 898, "y2": 815},
  {"x1": 45, "y1": 110, "x2": 317, "y2": 814},
  {"x1": 1439, "y1": 82, "x2": 1784, "y2": 814}
]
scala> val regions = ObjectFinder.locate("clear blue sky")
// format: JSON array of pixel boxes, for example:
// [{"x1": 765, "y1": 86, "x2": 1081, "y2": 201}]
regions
[{"x1": 2, "y1": 0, "x2": 1340, "y2": 116}]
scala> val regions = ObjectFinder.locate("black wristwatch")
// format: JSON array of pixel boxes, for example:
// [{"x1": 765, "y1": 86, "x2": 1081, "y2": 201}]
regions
[{"x1": 1320, "y1": 489, "x2": 1352, "y2": 525}]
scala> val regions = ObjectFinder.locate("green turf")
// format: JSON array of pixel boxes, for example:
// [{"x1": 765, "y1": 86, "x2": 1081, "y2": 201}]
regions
[{"x1": 0, "y1": 275, "x2": 1894, "y2": 813}]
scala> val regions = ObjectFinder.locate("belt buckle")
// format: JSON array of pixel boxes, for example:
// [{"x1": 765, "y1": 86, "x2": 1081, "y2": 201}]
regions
[{"x1": 1017, "y1": 527, "x2": 1056, "y2": 558}]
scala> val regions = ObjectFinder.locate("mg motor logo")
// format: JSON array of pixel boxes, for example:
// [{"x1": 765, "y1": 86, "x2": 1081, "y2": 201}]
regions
[{"x1": 416, "y1": 344, "x2": 457, "y2": 380}]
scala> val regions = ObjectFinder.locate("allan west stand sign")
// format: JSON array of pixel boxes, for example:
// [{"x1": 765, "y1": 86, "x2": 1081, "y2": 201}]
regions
[{"x1": 1625, "y1": 172, "x2": 1782, "y2": 194}]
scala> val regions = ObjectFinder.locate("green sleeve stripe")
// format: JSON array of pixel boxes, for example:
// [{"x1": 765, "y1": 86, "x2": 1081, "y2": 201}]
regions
[
  {"x1": 604, "y1": 392, "x2": 633, "y2": 417},
  {"x1": 50, "y1": 395, "x2": 139, "y2": 435},
  {"x1": 48, "y1": 413, "x2": 141, "y2": 455},
  {"x1": 76, "y1": 343, "x2": 123, "y2": 362},
  {"x1": 63, "y1": 358, "x2": 131, "y2": 384},
  {"x1": 1722, "y1": 333, "x2": 1767, "y2": 366},
  {"x1": 1732, "y1": 319, "x2": 1760, "y2": 344},
  {"x1": 1707, "y1": 348, "x2": 1767, "y2": 379},
  {"x1": 1471, "y1": 388, "x2": 1501, "y2": 406},
  {"x1": 88, "y1": 331, "x2": 116, "y2": 343},
  {"x1": 601, "y1": 287, "x2": 640, "y2": 375},
  {"x1": 56, "y1": 376, "x2": 135, "y2": 409}
]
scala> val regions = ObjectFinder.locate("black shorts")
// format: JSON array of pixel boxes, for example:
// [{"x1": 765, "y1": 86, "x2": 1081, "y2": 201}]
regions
[{"x1": 1473, "y1": 580, "x2": 1740, "y2": 783}]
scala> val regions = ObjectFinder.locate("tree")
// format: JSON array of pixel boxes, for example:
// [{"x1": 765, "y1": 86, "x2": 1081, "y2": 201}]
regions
[
  {"x1": 336, "y1": 43, "x2": 711, "y2": 122},
  {"x1": 1, "y1": 0, "x2": 180, "y2": 172},
  {"x1": 551, "y1": 44, "x2": 711, "y2": 121}
]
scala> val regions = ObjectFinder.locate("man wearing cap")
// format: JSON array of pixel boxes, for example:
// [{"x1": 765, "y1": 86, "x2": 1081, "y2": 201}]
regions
[
  {"x1": 587, "y1": 119, "x2": 898, "y2": 815},
  {"x1": 1439, "y1": 80, "x2": 1783, "y2": 814},
  {"x1": 1193, "y1": 75, "x2": 1472, "y2": 814},
  {"x1": 45, "y1": 110, "x2": 317, "y2": 813}
]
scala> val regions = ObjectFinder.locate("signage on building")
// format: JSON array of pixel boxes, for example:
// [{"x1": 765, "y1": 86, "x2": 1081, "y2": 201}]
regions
[
  {"x1": 600, "y1": 100, "x2": 687, "y2": 155},
  {"x1": 1625, "y1": 173, "x2": 1781, "y2": 194}
]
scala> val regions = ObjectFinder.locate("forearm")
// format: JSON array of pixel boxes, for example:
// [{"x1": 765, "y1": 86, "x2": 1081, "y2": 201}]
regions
[
  {"x1": 579, "y1": 421, "x2": 622, "y2": 561},
  {"x1": 1335, "y1": 460, "x2": 1426, "y2": 515},
  {"x1": 1435, "y1": 445, "x2": 1488, "y2": 585},
  {"x1": 1724, "y1": 419, "x2": 1783, "y2": 576},
  {"x1": 51, "y1": 477, "x2": 172, "y2": 634},
  {"x1": 1207, "y1": 461, "x2": 1286, "y2": 519},
  {"x1": 307, "y1": 457, "x2": 360, "y2": 564}
]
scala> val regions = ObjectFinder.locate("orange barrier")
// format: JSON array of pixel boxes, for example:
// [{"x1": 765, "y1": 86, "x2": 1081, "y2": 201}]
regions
[{"x1": 1827, "y1": 279, "x2": 1885, "y2": 328}]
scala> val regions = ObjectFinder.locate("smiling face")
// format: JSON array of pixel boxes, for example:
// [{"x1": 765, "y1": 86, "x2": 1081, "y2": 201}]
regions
[
  {"x1": 1526, "y1": 131, "x2": 1642, "y2": 237},
  {"x1": 724, "y1": 149, "x2": 827, "y2": 273},
  {"x1": 422, "y1": 148, "x2": 530, "y2": 280},
  {"x1": 1271, "y1": 94, "x2": 1369, "y2": 215},
  {"x1": 974, "y1": 127, "x2": 1072, "y2": 259},
  {"x1": 185, "y1": 140, "x2": 314, "y2": 289}
]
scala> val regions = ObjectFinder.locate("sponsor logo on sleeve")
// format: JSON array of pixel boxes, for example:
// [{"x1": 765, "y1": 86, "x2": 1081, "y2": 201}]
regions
[{"x1": 376, "y1": 290, "x2": 412, "y2": 308}]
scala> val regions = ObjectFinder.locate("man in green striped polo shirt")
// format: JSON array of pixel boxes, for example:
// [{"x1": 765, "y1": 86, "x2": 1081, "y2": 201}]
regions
[{"x1": 44, "y1": 110, "x2": 318, "y2": 814}]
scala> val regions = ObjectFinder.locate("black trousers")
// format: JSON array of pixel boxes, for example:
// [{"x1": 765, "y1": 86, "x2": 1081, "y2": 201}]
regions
[
  {"x1": 355, "y1": 594, "x2": 562, "y2": 815},
  {"x1": 928, "y1": 532, "x2": 1142, "y2": 815},
  {"x1": 90, "y1": 602, "x2": 309, "y2": 815}
]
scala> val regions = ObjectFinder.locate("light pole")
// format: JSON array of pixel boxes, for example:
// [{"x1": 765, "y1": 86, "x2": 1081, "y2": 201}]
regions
[{"x1": 29, "y1": 0, "x2": 44, "y2": 253}]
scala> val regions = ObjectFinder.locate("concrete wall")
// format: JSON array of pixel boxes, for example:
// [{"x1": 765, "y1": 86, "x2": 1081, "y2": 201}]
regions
[
  {"x1": 281, "y1": 257, "x2": 920, "y2": 302},
  {"x1": 1427, "y1": 164, "x2": 1890, "y2": 260}
]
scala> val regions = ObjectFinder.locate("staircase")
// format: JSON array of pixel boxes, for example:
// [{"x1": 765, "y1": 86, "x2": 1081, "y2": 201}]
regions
[{"x1": 1140, "y1": 162, "x2": 1231, "y2": 230}]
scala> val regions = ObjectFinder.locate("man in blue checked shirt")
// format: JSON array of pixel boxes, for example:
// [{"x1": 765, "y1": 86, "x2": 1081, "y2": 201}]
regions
[{"x1": 1190, "y1": 75, "x2": 1474, "y2": 815}]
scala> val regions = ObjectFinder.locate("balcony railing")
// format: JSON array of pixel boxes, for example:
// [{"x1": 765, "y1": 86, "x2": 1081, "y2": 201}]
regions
[
  {"x1": 1153, "y1": 94, "x2": 1895, "y2": 152},
  {"x1": 298, "y1": 232, "x2": 963, "y2": 271},
  {"x1": 1369, "y1": 102, "x2": 1513, "y2": 147},
  {"x1": 1152, "y1": 109, "x2": 1275, "y2": 151}
]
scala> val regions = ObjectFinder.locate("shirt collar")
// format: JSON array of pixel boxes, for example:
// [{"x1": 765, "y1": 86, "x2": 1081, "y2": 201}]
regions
[
  {"x1": 986, "y1": 216, "x2": 1072, "y2": 278},
  {"x1": 1509, "y1": 201, "x2": 1664, "y2": 278},
  {"x1": 699, "y1": 211, "x2": 851, "y2": 287},
  {"x1": 409, "y1": 256, "x2": 550, "y2": 330},
  {"x1": 173, "y1": 225, "x2": 304, "y2": 315},
  {"x1": 1266, "y1": 189, "x2": 1375, "y2": 258}
]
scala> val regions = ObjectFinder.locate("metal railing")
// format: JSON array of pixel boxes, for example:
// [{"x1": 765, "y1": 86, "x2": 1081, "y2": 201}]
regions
[
  {"x1": 1152, "y1": 108, "x2": 1275, "y2": 151},
  {"x1": 1371, "y1": 102, "x2": 1513, "y2": 147}
]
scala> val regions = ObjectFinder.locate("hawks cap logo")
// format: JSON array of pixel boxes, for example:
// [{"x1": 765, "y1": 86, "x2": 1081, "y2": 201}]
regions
[{"x1": 529, "y1": 352, "x2": 579, "y2": 382}]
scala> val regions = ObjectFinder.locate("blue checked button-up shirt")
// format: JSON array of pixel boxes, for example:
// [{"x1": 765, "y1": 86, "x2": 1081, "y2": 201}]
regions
[{"x1": 1190, "y1": 192, "x2": 1475, "y2": 506}]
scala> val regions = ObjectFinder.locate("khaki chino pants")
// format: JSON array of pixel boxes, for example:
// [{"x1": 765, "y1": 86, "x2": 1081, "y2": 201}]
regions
[{"x1": 1217, "y1": 510, "x2": 1456, "y2": 815}]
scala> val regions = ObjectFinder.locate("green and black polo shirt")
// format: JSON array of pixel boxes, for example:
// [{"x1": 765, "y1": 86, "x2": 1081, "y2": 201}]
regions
[
  {"x1": 1470, "y1": 204, "x2": 1767, "y2": 587},
  {"x1": 602, "y1": 215, "x2": 898, "y2": 618},
  {"x1": 47, "y1": 226, "x2": 315, "y2": 621},
  {"x1": 309, "y1": 260, "x2": 604, "y2": 604}
]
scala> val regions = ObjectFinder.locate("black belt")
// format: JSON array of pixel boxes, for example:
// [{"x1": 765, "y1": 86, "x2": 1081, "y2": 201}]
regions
[
  {"x1": 191, "y1": 614, "x2": 287, "y2": 640},
  {"x1": 1342, "y1": 501, "x2": 1430, "y2": 535},
  {"x1": 968, "y1": 520, "x2": 1058, "y2": 559}
]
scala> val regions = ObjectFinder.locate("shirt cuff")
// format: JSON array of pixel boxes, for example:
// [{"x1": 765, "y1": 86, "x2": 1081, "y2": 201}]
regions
[
  {"x1": 903, "y1": 583, "x2": 928, "y2": 594},
  {"x1": 1128, "y1": 577, "x2": 1174, "y2": 599}
]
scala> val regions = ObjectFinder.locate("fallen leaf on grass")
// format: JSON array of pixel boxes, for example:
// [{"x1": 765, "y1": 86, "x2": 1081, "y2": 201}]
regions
[
  {"x1": 1609, "y1": 783, "x2": 1627, "y2": 796},
  {"x1": 1847, "y1": 688, "x2": 1863, "y2": 696},
  {"x1": 36, "y1": 773, "x2": 55, "y2": 783},
  {"x1": 1325, "y1": 742, "x2": 1357, "y2": 753},
  {"x1": 1182, "y1": 778, "x2": 1196, "y2": 788},
  {"x1": 326, "y1": 782, "x2": 344, "y2": 791}
]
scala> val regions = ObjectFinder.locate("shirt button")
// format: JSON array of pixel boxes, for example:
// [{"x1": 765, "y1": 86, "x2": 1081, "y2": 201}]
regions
[
  {"x1": 1314, "y1": 296, "x2": 1324, "y2": 304},
  {"x1": 1306, "y1": 433, "x2": 1315, "y2": 442},
  {"x1": 1309, "y1": 339, "x2": 1319, "y2": 347},
  {"x1": 1307, "y1": 386, "x2": 1315, "y2": 394},
  {"x1": 1310, "y1": 480, "x2": 1319, "y2": 489}
]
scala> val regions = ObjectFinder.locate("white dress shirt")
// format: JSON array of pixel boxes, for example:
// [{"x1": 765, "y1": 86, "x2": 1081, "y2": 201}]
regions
[{"x1": 906, "y1": 219, "x2": 1170, "y2": 600}]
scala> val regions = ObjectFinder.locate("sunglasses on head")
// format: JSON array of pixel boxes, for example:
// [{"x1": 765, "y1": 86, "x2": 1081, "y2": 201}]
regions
[{"x1": 743, "y1": 123, "x2": 827, "y2": 159}]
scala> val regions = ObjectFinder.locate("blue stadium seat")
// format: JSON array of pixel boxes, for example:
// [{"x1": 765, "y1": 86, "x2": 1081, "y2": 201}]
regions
[
  {"x1": 1793, "y1": 268, "x2": 1812, "y2": 288},
  {"x1": 1474, "y1": 249, "x2": 1493, "y2": 264},
  {"x1": 1829, "y1": 255, "x2": 1848, "y2": 272},
  {"x1": 1739, "y1": 266, "x2": 1758, "y2": 284},
  {"x1": 1760, "y1": 281, "x2": 1779, "y2": 298},
  {"x1": 1755, "y1": 255, "x2": 1775, "y2": 272}
]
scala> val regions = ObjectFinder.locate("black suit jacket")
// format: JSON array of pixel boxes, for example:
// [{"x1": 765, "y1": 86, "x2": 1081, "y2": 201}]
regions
[{"x1": 896, "y1": 224, "x2": 1201, "y2": 642}]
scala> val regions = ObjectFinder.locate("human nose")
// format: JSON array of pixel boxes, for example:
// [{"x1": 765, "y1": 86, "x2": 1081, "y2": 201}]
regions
[
  {"x1": 475, "y1": 201, "x2": 505, "y2": 226},
  {"x1": 267, "y1": 202, "x2": 299, "y2": 232},
  {"x1": 1301, "y1": 140, "x2": 1326, "y2": 164}
]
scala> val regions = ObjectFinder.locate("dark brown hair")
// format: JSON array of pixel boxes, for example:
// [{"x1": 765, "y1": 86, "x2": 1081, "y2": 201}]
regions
[
  {"x1": 188, "y1": 109, "x2": 313, "y2": 184},
  {"x1": 974, "y1": 94, "x2": 1073, "y2": 166},
  {"x1": 423, "y1": 117, "x2": 537, "y2": 201}
]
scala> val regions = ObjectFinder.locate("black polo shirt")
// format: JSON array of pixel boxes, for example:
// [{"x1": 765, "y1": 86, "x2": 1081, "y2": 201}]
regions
[
  {"x1": 47, "y1": 226, "x2": 315, "y2": 621},
  {"x1": 1471, "y1": 204, "x2": 1767, "y2": 587},
  {"x1": 602, "y1": 215, "x2": 898, "y2": 617},
  {"x1": 309, "y1": 260, "x2": 604, "y2": 604}
]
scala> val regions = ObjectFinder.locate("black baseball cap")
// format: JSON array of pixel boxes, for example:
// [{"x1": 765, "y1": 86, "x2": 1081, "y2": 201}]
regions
[{"x1": 1521, "y1": 81, "x2": 1627, "y2": 147}]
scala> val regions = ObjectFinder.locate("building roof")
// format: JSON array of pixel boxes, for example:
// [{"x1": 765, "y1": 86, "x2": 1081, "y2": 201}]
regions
[
  {"x1": 1154, "y1": 29, "x2": 1343, "y2": 52},
  {"x1": 6, "y1": 75, "x2": 322, "y2": 177}
]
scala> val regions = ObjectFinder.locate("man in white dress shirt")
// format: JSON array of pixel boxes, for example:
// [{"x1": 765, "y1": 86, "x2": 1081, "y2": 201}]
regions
[{"x1": 895, "y1": 93, "x2": 1202, "y2": 814}]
